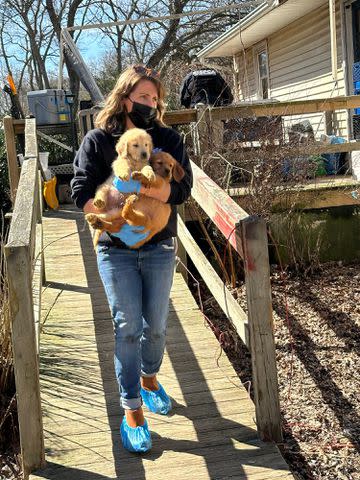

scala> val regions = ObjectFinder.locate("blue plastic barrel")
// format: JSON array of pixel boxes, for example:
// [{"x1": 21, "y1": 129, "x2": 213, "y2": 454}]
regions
[{"x1": 322, "y1": 136, "x2": 346, "y2": 175}]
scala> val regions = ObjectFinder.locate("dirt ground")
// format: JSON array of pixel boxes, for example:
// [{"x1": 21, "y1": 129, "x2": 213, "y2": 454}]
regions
[{"x1": 195, "y1": 261, "x2": 360, "y2": 480}]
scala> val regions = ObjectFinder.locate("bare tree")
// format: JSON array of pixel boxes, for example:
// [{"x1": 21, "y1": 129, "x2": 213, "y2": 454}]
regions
[
  {"x1": 0, "y1": 0, "x2": 253, "y2": 109},
  {"x1": 89, "y1": 1, "x2": 249, "y2": 70},
  {"x1": 0, "y1": 0, "x2": 56, "y2": 89}
]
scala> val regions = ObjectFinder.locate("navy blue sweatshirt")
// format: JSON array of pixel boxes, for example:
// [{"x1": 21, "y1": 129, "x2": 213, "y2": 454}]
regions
[{"x1": 70, "y1": 123, "x2": 193, "y2": 247}]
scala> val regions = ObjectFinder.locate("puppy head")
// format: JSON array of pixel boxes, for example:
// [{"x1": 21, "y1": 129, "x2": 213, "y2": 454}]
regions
[
  {"x1": 115, "y1": 128, "x2": 153, "y2": 168},
  {"x1": 150, "y1": 152, "x2": 185, "y2": 183}
]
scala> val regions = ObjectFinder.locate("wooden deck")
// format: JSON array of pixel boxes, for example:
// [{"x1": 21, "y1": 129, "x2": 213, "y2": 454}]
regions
[
  {"x1": 228, "y1": 175, "x2": 360, "y2": 210},
  {"x1": 30, "y1": 206, "x2": 293, "y2": 480}
]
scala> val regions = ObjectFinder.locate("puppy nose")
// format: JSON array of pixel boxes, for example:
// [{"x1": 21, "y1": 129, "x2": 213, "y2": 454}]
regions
[
  {"x1": 141, "y1": 151, "x2": 148, "y2": 159},
  {"x1": 165, "y1": 168, "x2": 170, "y2": 175}
]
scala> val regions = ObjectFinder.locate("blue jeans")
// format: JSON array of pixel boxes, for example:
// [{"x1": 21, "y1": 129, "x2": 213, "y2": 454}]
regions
[{"x1": 96, "y1": 238, "x2": 176, "y2": 410}]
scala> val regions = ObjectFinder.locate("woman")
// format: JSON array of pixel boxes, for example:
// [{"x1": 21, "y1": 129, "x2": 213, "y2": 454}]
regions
[{"x1": 70, "y1": 65, "x2": 193, "y2": 453}]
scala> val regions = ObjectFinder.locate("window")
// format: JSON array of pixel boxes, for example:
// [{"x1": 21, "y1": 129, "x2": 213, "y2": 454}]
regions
[
  {"x1": 253, "y1": 42, "x2": 270, "y2": 99},
  {"x1": 258, "y1": 51, "x2": 269, "y2": 99}
]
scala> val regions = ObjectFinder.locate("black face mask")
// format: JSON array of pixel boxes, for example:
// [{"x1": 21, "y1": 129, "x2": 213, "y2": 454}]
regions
[{"x1": 127, "y1": 99, "x2": 157, "y2": 130}]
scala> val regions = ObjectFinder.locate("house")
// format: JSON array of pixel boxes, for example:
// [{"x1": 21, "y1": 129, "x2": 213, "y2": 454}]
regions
[{"x1": 197, "y1": 0, "x2": 360, "y2": 141}]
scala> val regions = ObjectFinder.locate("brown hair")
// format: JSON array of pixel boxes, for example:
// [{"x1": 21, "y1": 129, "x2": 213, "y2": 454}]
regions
[{"x1": 95, "y1": 64, "x2": 166, "y2": 133}]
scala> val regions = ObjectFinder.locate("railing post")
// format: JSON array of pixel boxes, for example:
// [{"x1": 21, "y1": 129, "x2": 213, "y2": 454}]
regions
[
  {"x1": 5, "y1": 243, "x2": 45, "y2": 477},
  {"x1": 193, "y1": 103, "x2": 207, "y2": 156},
  {"x1": 193, "y1": 104, "x2": 223, "y2": 157},
  {"x1": 3, "y1": 116, "x2": 20, "y2": 204},
  {"x1": 239, "y1": 215, "x2": 282, "y2": 443},
  {"x1": 176, "y1": 205, "x2": 188, "y2": 283},
  {"x1": 37, "y1": 170, "x2": 46, "y2": 284}
]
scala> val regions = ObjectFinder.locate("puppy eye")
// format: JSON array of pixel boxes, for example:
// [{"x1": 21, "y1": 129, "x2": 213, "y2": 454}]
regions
[{"x1": 133, "y1": 144, "x2": 139, "y2": 148}]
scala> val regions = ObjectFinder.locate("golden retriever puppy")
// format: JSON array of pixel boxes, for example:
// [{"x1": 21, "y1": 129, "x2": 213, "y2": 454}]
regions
[
  {"x1": 92, "y1": 128, "x2": 155, "y2": 211},
  {"x1": 121, "y1": 151, "x2": 185, "y2": 249},
  {"x1": 86, "y1": 152, "x2": 185, "y2": 249}
]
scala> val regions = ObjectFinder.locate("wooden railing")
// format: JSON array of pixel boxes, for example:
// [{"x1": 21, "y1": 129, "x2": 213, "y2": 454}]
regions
[
  {"x1": 164, "y1": 94, "x2": 360, "y2": 124},
  {"x1": 75, "y1": 94, "x2": 360, "y2": 130},
  {"x1": 74, "y1": 95, "x2": 360, "y2": 170},
  {"x1": 177, "y1": 161, "x2": 282, "y2": 443},
  {"x1": 4, "y1": 118, "x2": 45, "y2": 477}
]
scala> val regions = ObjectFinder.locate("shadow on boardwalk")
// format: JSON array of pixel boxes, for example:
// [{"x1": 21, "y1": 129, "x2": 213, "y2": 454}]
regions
[{"x1": 32, "y1": 207, "x2": 291, "y2": 479}]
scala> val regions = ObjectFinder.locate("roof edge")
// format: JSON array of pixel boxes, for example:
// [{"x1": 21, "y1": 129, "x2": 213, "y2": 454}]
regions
[{"x1": 197, "y1": 1, "x2": 279, "y2": 59}]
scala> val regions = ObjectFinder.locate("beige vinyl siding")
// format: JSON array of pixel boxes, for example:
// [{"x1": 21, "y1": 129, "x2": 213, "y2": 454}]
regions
[
  {"x1": 234, "y1": 0, "x2": 348, "y2": 138},
  {"x1": 268, "y1": 0, "x2": 347, "y2": 138}
]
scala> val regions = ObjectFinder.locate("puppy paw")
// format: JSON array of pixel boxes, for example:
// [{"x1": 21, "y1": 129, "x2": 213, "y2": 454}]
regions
[
  {"x1": 93, "y1": 198, "x2": 106, "y2": 209},
  {"x1": 141, "y1": 165, "x2": 156, "y2": 182},
  {"x1": 119, "y1": 173, "x2": 130, "y2": 181},
  {"x1": 132, "y1": 171, "x2": 150, "y2": 187},
  {"x1": 85, "y1": 213, "x2": 104, "y2": 230},
  {"x1": 125, "y1": 194, "x2": 139, "y2": 206}
]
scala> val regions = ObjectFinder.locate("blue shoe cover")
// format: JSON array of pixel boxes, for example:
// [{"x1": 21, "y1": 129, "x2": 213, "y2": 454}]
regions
[
  {"x1": 120, "y1": 417, "x2": 152, "y2": 453},
  {"x1": 140, "y1": 383, "x2": 172, "y2": 415}
]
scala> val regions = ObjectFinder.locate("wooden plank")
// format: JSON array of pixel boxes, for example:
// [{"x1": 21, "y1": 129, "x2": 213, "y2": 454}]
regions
[
  {"x1": 229, "y1": 175, "x2": 360, "y2": 197},
  {"x1": 6, "y1": 157, "x2": 38, "y2": 249},
  {"x1": 29, "y1": 207, "x2": 293, "y2": 480},
  {"x1": 325, "y1": 110, "x2": 333, "y2": 135},
  {"x1": 33, "y1": 223, "x2": 43, "y2": 353},
  {"x1": 38, "y1": 171, "x2": 46, "y2": 284},
  {"x1": 3, "y1": 115, "x2": 20, "y2": 203},
  {"x1": 191, "y1": 161, "x2": 248, "y2": 256},
  {"x1": 178, "y1": 216, "x2": 249, "y2": 346},
  {"x1": 176, "y1": 205, "x2": 188, "y2": 282},
  {"x1": 229, "y1": 176, "x2": 360, "y2": 210},
  {"x1": 240, "y1": 216, "x2": 282, "y2": 443},
  {"x1": 13, "y1": 95, "x2": 360, "y2": 134},
  {"x1": 164, "y1": 108, "x2": 197, "y2": 125},
  {"x1": 226, "y1": 140, "x2": 360, "y2": 161},
  {"x1": 25, "y1": 118, "x2": 39, "y2": 158},
  {"x1": 165, "y1": 95, "x2": 360, "y2": 124}
]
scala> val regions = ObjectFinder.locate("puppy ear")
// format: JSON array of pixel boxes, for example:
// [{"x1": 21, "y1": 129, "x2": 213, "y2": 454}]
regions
[
  {"x1": 173, "y1": 161, "x2": 185, "y2": 182},
  {"x1": 116, "y1": 137, "x2": 128, "y2": 157}
]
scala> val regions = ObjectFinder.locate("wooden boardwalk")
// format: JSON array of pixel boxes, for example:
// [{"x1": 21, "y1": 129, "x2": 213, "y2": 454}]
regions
[{"x1": 30, "y1": 206, "x2": 293, "y2": 480}]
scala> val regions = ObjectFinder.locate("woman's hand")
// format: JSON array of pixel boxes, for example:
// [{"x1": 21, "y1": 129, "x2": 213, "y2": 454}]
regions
[{"x1": 83, "y1": 198, "x2": 100, "y2": 215}]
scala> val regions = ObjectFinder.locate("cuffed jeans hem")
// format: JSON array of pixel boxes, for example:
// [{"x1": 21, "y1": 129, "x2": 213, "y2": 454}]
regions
[
  {"x1": 141, "y1": 371, "x2": 159, "y2": 378},
  {"x1": 121, "y1": 397, "x2": 143, "y2": 410}
]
